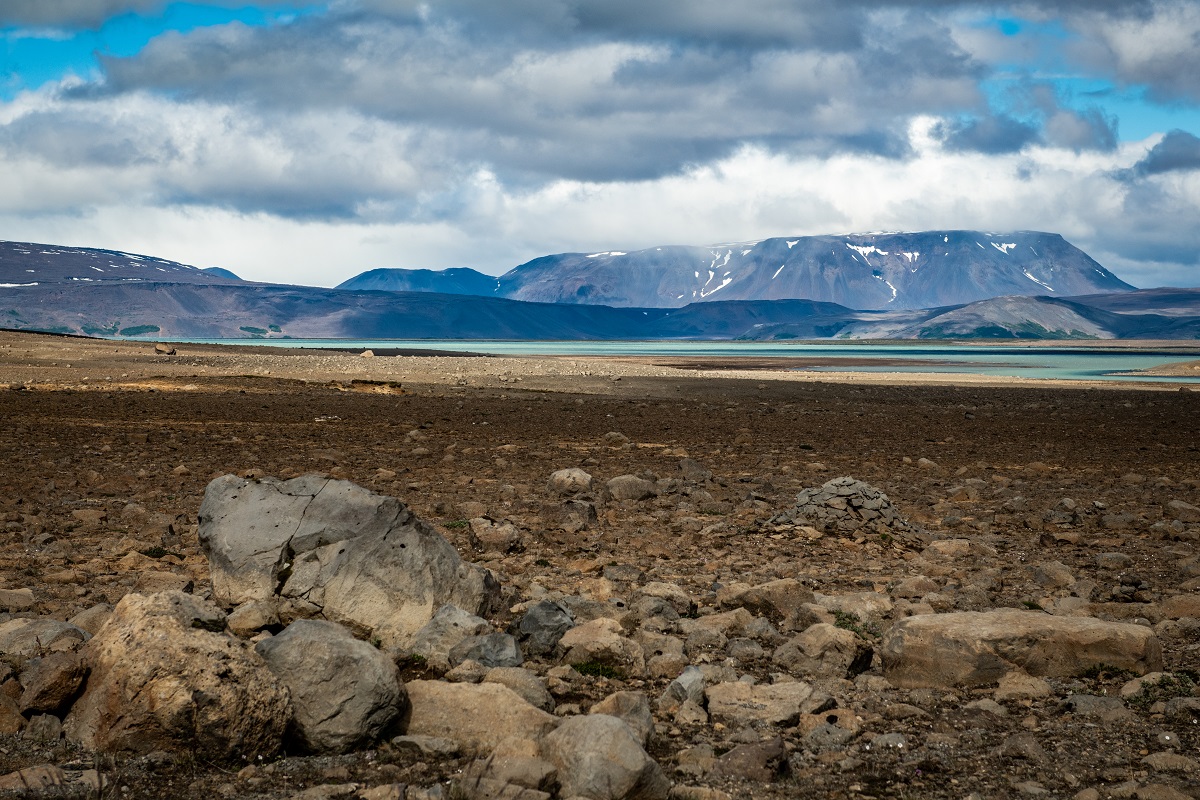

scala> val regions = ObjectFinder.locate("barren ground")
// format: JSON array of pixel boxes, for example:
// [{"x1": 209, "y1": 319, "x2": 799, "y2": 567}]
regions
[{"x1": 1, "y1": 331, "x2": 1199, "y2": 799}]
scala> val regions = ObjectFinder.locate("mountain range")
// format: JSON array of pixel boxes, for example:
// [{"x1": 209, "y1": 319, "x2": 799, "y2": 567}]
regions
[
  {"x1": 2, "y1": 234, "x2": 1198, "y2": 341},
  {"x1": 336, "y1": 231, "x2": 1133, "y2": 310}
]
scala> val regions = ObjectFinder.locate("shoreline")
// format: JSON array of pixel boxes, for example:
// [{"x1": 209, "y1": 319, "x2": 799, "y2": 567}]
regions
[{"x1": 0, "y1": 329, "x2": 1197, "y2": 392}]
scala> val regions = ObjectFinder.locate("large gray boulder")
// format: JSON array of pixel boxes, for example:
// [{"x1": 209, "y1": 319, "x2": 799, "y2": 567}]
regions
[
  {"x1": 198, "y1": 474, "x2": 501, "y2": 648},
  {"x1": 64, "y1": 592, "x2": 290, "y2": 760},
  {"x1": 541, "y1": 714, "x2": 670, "y2": 800},
  {"x1": 881, "y1": 610, "x2": 1163, "y2": 688},
  {"x1": 255, "y1": 619, "x2": 406, "y2": 754}
]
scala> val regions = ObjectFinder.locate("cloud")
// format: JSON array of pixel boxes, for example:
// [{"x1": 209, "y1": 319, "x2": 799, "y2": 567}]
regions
[
  {"x1": 1, "y1": 1, "x2": 1198, "y2": 289},
  {"x1": 87, "y1": 6, "x2": 985, "y2": 186},
  {"x1": 1064, "y1": 0, "x2": 1200, "y2": 103},
  {"x1": 1130, "y1": 129, "x2": 1200, "y2": 175},
  {"x1": 935, "y1": 114, "x2": 1040, "y2": 154}
]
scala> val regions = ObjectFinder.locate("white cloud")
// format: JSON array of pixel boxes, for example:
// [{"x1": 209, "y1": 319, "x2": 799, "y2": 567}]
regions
[{"x1": 4, "y1": 115, "x2": 1196, "y2": 288}]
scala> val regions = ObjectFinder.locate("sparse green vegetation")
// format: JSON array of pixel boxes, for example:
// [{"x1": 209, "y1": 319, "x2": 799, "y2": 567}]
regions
[
  {"x1": 573, "y1": 661, "x2": 623, "y2": 679},
  {"x1": 444, "y1": 519, "x2": 470, "y2": 529},
  {"x1": 1127, "y1": 672, "x2": 1199, "y2": 711},
  {"x1": 82, "y1": 322, "x2": 118, "y2": 336},
  {"x1": 239, "y1": 326, "x2": 268, "y2": 336},
  {"x1": 832, "y1": 610, "x2": 880, "y2": 639},
  {"x1": 268, "y1": 324, "x2": 282, "y2": 332},
  {"x1": 139, "y1": 546, "x2": 181, "y2": 560},
  {"x1": 1079, "y1": 664, "x2": 1137, "y2": 682}
]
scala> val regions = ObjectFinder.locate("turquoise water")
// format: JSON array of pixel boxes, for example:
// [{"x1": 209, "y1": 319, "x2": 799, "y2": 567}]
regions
[{"x1": 189, "y1": 339, "x2": 1200, "y2": 384}]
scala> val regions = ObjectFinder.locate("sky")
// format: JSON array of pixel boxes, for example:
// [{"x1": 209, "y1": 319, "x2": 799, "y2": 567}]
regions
[{"x1": 1, "y1": 2, "x2": 1199, "y2": 289}]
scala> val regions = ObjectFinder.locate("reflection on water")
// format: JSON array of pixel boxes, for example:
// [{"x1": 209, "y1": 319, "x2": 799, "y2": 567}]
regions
[{"x1": 188, "y1": 339, "x2": 1200, "y2": 384}]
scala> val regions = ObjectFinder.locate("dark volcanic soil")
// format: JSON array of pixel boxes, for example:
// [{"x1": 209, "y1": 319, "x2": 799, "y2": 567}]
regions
[{"x1": 1, "y1": 332, "x2": 1199, "y2": 799}]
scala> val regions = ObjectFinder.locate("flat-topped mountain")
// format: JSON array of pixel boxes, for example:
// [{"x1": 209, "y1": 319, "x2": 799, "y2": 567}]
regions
[
  {"x1": 342, "y1": 231, "x2": 1134, "y2": 310},
  {"x1": 4, "y1": 235, "x2": 1192, "y2": 340}
]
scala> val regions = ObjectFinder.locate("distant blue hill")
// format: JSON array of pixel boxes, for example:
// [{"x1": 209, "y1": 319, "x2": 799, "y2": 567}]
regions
[
  {"x1": 202, "y1": 266, "x2": 243, "y2": 281},
  {"x1": 337, "y1": 231, "x2": 1134, "y2": 311},
  {"x1": 337, "y1": 267, "x2": 496, "y2": 296}
]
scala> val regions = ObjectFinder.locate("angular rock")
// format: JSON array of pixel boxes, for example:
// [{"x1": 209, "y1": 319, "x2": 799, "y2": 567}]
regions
[
  {"x1": 717, "y1": 579, "x2": 814, "y2": 628},
  {"x1": 823, "y1": 592, "x2": 893, "y2": 624},
  {"x1": 513, "y1": 600, "x2": 574, "y2": 657},
  {"x1": 468, "y1": 517, "x2": 524, "y2": 554},
  {"x1": 226, "y1": 599, "x2": 281, "y2": 637},
  {"x1": 591, "y1": 691, "x2": 654, "y2": 746},
  {"x1": 881, "y1": 610, "x2": 1163, "y2": 688},
  {"x1": 0, "y1": 588, "x2": 34, "y2": 612},
  {"x1": 408, "y1": 604, "x2": 492, "y2": 670},
  {"x1": 560, "y1": 618, "x2": 645, "y2": 672},
  {"x1": 772, "y1": 623, "x2": 874, "y2": 678},
  {"x1": 64, "y1": 591, "x2": 290, "y2": 759},
  {"x1": 483, "y1": 668, "x2": 554, "y2": 712},
  {"x1": 0, "y1": 618, "x2": 89, "y2": 657},
  {"x1": 198, "y1": 474, "x2": 501, "y2": 648},
  {"x1": 449, "y1": 633, "x2": 523, "y2": 669},
  {"x1": 704, "y1": 681, "x2": 828, "y2": 728},
  {"x1": 402, "y1": 680, "x2": 557, "y2": 754},
  {"x1": 19, "y1": 652, "x2": 88, "y2": 716},
  {"x1": 541, "y1": 714, "x2": 670, "y2": 800},
  {"x1": 639, "y1": 583, "x2": 696, "y2": 617},
  {"x1": 658, "y1": 666, "x2": 706, "y2": 714},
  {"x1": 255, "y1": 619, "x2": 406, "y2": 754}
]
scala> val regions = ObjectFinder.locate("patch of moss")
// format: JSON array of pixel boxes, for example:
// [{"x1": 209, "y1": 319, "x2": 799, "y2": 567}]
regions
[{"x1": 573, "y1": 661, "x2": 623, "y2": 679}]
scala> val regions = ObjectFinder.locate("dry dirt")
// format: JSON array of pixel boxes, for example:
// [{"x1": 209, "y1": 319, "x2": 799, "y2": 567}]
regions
[{"x1": 1, "y1": 331, "x2": 1199, "y2": 799}]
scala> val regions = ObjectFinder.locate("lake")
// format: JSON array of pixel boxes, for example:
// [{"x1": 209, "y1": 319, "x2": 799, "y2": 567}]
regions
[{"x1": 187, "y1": 339, "x2": 1200, "y2": 384}]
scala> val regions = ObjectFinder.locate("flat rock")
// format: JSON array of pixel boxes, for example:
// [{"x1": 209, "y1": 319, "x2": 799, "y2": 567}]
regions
[
  {"x1": 881, "y1": 610, "x2": 1163, "y2": 688},
  {"x1": 402, "y1": 680, "x2": 557, "y2": 754},
  {"x1": 606, "y1": 475, "x2": 658, "y2": 502},
  {"x1": 704, "y1": 681, "x2": 828, "y2": 728},
  {"x1": 255, "y1": 619, "x2": 406, "y2": 754}
]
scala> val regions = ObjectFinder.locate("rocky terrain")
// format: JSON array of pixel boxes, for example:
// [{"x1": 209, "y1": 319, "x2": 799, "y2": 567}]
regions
[{"x1": 0, "y1": 332, "x2": 1199, "y2": 799}]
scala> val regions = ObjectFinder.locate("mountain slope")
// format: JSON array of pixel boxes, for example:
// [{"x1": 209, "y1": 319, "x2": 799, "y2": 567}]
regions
[
  {"x1": 336, "y1": 267, "x2": 497, "y2": 296},
  {"x1": 0, "y1": 240, "x2": 245, "y2": 286},
  {"x1": 493, "y1": 231, "x2": 1133, "y2": 310}
]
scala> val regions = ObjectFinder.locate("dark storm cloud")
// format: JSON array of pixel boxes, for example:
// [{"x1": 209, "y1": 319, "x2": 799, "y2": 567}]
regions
[
  {"x1": 0, "y1": 0, "x2": 161, "y2": 27},
  {"x1": 88, "y1": 4, "x2": 984, "y2": 190},
  {"x1": 1131, "y1": 130, "x2": 1200, "y2": 175},
  {"x1": 935, "y1": 115, "x2": 1039, "y2": 154}
]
